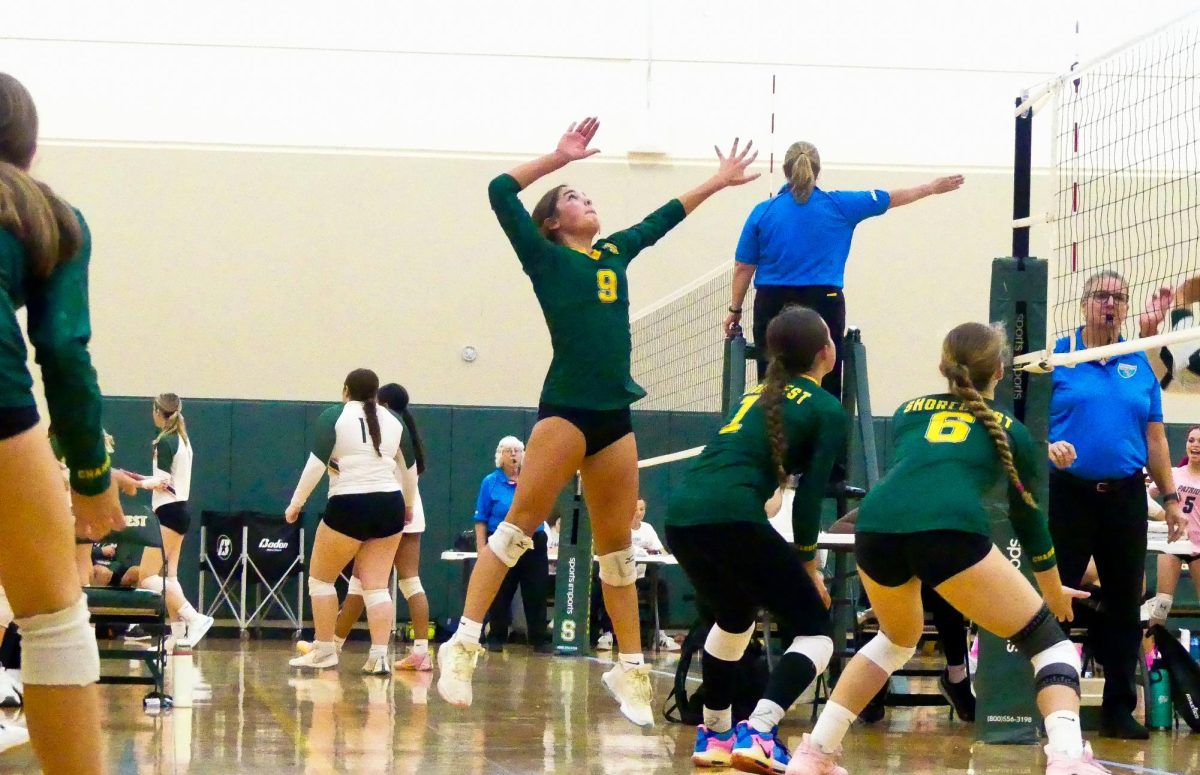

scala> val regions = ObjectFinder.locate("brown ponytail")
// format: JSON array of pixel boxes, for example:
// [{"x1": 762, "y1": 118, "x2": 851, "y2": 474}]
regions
[
  {"x1": 0, "y1": 74, "x2": 80, "y2": 277},
  {"x1": 760, "y1": 304, "x2": 834, "y2": 486},
  {"x1": 941, "y1": 323, "x2": 1036, "y2": 509},
  {"x1": 345, "y1": 368, "x2": 382, "y2": 456},
  {"x1": 782, "y1": 142, "x2": 821, "y2": 204}
]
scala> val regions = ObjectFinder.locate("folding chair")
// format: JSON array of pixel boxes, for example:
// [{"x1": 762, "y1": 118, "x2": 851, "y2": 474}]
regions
[
  {"x1": 85, "y1": 510, "x2": 170, "y2": 709},
  {"x1": 198, "y1": 510, "x2": 247, "y2": 628},
  {"x1": 242, "y1": 512, "x2": 305, "y2": 630}
]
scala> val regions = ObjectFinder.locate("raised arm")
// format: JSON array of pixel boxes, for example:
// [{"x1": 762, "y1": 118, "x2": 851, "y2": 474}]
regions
[
  {"x1": 506, "y1": 117, "x2": 600, "y2": 189},
  {"x1": 677, "y1": 139, "x2": 760, "y2": 215},
  {"x1": 887, "y1": 175, "x2": 965, "y2": 209}
]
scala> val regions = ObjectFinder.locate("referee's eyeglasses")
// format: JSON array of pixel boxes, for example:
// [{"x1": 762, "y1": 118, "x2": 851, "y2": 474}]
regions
[{"x1": 1088, "y1": 290, "x2": 1128, "y2": 304}]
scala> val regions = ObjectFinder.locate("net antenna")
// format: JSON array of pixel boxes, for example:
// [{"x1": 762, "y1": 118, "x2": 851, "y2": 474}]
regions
[{"x1": 1011, "y1": 9, "x2": 1200, "y2": 375}]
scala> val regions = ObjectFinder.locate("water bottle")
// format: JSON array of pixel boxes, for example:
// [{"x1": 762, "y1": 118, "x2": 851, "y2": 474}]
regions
[
  {"x1": 167, "y1": 641, "x2": 194, "y2": 708},
  {"x1": 1147, "y1": 657, "x2": 1173, "y2": 730}
]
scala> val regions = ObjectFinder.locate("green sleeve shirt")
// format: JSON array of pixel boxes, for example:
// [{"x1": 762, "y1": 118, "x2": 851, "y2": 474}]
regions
[
  {"x1": 0, "y1": 214, "x2": 109, "y2": 494},
  {"x1": 666, "y1": 378, "x2": 847, "y2": 560},
  {"x1": 488, "y1": 173, "x2": 686, "y2": 410},
  {"x1": 856, "y1": 393, "x2": 1056, "y2": 571}
]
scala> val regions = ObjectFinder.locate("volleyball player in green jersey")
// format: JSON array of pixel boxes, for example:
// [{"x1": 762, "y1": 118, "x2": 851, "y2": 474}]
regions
[
  {"x1": 438, "y1": 116, "x2": 759, "y2": 726},
  {"x1": 0, "y1": 73, "x2": 125, "y2": 775},
  {"x1": 788, "y1": 323, "x2": 1107, "y2": 775},
  {"x1": 668, "y1": 306, "x2": 844, "y2": 775}
]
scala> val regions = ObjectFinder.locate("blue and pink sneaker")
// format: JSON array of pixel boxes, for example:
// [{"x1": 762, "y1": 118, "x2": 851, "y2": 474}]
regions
[
  {"x1": 731, "y1": 721, "x2": 791, "y2": 774},
  {"x1": 692, "y1": 724, "x2": 736, "y2": 768}
]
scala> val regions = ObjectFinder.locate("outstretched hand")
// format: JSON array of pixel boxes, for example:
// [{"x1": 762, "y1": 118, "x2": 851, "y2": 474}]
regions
[
  {"x1": 556, "y1": 117, "x2": 601, "y2": 162},
  {"x1": 931, "y1": 175, "x2": 965, "y2": 194},
  {"x1": 712, "y1": 139, "x2": 760, "y2": 188}
]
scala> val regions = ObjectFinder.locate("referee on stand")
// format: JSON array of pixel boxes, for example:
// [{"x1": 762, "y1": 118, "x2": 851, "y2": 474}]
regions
[
  {"x1": 724, "y1": 140, "x2": 964, "y2": 399},
  {"x1": 1047, "y1": 270, "x2": 1186, "y2": 739}
]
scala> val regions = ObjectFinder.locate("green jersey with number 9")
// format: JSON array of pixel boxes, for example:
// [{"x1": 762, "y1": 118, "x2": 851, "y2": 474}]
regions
[
  {"x1": 857, "y1": 392, "x2": 1056, "y2": 571},
  {"x1": 488, "y1": 174, "x2": 687, "y2": 410}
]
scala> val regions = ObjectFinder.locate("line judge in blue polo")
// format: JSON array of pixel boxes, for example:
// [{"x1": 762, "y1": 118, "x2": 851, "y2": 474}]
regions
[
  {"x1": 1046, "y1": 269, "x2": 1186, "y2": 740},
  {"x1": 724, "y1": 140, "x2": 964, "y2": 399}
]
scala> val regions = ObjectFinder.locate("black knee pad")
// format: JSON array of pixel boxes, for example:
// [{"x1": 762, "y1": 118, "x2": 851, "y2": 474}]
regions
[{"x1": 1011, "y1": 605, "x2": 1080, "y2": 696}]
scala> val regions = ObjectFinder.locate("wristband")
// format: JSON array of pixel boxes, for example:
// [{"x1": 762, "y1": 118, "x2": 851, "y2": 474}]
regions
[
  {"x1": 728, "y1": 307, "x2": 742, "y2": 314},
  {"x1": 1163, "y1": 491, "x2": 1180, "y2": 504}
]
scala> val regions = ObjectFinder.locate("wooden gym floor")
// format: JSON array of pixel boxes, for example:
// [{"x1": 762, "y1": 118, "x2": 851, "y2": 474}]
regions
[{"x1": 1, "y1": 639, "x2": 1196, "y2": 774}]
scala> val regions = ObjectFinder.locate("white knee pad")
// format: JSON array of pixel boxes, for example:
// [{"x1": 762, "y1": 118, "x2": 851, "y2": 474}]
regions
[
  {"x1": 308, "y1": 577, "x2": 337, "y2": 598},
  {"x1": 488, "y1": 522, "x2": 533, "y2": 568},
  {"x1": 347, "y1": 576, "x2": 363, "y2": 597},
  {"x1": 398, "y1": 577, "x2": 424, "y2": 600},
  {"x1": 0, "y1": 585, "x2": 12, "y2": 627},
  {"x1": 704, "y1": 623, "x2": 754, "y2": 662},
  {"x1": 1031, "y1": 639, "x2": 1082, "y2": 695},
  {"x1": 858, "y1": 632, "x2": 916, "y2": 675},
  {"x1": 786, "y1": 635, "x2": 835, "y2": 675},
  {"x1": 597, "y1": 546, "x2": 637, "y2": 587},
  {"x1": 139, "y1": 574, "x2": 166, "y2": 594},
  {"x1": 14, "y1": 596, "x2": 98, "y2": 686},
  {"x1": 362, "y1": 588, "x2": 391, "y2": 610}
]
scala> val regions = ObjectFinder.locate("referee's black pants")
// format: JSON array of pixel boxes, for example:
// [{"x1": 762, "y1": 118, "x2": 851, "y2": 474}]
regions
[
  {"x1": 1048, "y1": 470, "x2": 1147, "y2": 719},
  {"x1": 753, "y1": 285, "x2": 846, "y2": 401},
  {"x1": 486, "y1": 530, "x2": 551, "y2": 648}
]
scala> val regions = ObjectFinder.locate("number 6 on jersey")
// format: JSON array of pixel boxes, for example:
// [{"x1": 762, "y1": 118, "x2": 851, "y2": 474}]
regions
[{"x1": 924, "y1": 410, "x2": 974, "y2": 444}]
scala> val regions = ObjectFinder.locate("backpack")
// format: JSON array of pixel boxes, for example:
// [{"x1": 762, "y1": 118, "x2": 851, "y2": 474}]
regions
[
  {"x1": 1150, "y1": 624, "x2": 1200, "y2": 731},
  {"x1": 663, "y1": 618, "x2": 770, "y2": 725}
]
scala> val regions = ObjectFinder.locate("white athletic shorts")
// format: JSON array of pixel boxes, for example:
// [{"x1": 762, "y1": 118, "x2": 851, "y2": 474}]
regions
[{"x1": 403, "y1": 486, "x2": 425, "y2": 535}]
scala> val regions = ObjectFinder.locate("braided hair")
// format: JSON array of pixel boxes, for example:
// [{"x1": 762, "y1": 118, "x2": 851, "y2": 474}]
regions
[
  {"x1": 760, "y1": 305, "x2": 834, "y2": 485},
  {"x1": 345, "y1": 368, "x2": 382, "y2": 456},
  {"x1": 940, "y1": 322, "x2": 1036, "y2": 509}
]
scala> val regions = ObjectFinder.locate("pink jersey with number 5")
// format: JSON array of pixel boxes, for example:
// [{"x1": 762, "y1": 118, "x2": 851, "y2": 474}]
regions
[{"x1": 1171, "y1": 465, "x2": 1200, "y2": 546}]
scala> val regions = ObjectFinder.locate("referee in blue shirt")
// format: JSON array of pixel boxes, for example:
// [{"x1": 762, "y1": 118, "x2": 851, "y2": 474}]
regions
[
  {"x1": 1047, "y1": 270, "x2": 1186, "y2": 739},
  {"x1": 474, "y1": 436, "x2": 551, "y2": 653},
  {"x1": 725, "y1": 141, "x2": 964, "y2": 398}
]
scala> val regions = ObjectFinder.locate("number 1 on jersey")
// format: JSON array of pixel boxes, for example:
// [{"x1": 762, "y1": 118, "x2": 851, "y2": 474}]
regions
[
  {"x1": 359, "y1": 418, "x2": 367, "y2": 443},
  {"x1": 597, "y1": 269, "x2": 618, "y2": 302},
  {"x1": 719, "y1": 394, "x2": 760, "y2": 435}
]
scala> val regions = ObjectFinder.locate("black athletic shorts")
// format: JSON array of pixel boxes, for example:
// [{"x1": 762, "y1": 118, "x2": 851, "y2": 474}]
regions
[
  {"x1": 0, "y1": 405, "x2": 39, "y2": 441},
  {"x1": 666, "y1": 521, "x2": 831, "y2": 637},
  {"x1": 106, "y1": 563, "x2": 130, "y2": 587},
  {"x1": 855, "y1": 530, "x2": 993, "y2": 588},
  {"x1": 322, "y1": 491, "x2": 406, "y2": 542},
  {"x1": 537, "y1": 403, "x2": 633, "y2": 457},
  {"x1": 155, "y1": 501, "x2": 192, "y2": 536}
]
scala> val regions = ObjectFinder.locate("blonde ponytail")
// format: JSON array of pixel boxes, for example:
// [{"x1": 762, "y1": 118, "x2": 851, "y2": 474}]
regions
[
  {"x1": 153, "y1": 393, "x2": 189, "y2": 446},
  {"x1": 783, "y1": 141, "x2": 821, "y2": 204}
]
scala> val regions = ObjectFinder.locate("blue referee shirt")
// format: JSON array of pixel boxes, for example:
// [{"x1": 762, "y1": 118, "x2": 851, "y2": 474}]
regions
[
  {"x1": 735, "y1": 184, "x2": 890, "y2": 288},
  {"x1": 1049, "y1": 329, "x2": 1163, "y2": 480},
  {"x1": 473, "y1": 468, "x2": 542, "y2": 534}
]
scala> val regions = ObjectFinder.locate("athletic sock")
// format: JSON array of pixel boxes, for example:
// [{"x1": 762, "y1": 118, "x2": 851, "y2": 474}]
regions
[
  {"x1": 703, "y1": 704, "x2": 733, "y2": 734},
  {"x1": 411, "y1": 639, "x2": 429, "y2": 656},
  {"x1": 456, "y1": 617, "x2": 482, "y2": 646},
  {"x1": 618, "y1": 652, "x2": 644, "y2": 670},
  {"x1": 748, "y1": 699, "x2": 786, "y2": 734},
  {"x1": 810, "y1": 701, "x2": 857, "y2": 754},
  {"x1": 1045, "y1": 710, "x2": 1084, "y2": 759}
]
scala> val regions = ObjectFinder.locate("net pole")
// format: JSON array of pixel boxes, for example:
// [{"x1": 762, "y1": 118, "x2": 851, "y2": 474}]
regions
[
  {"x1": 1011, "y1": 93, "x2": 1035, "y2": 421},
  {"x1": 722, "y1": 331, "x2": 748, "y2": 414}
]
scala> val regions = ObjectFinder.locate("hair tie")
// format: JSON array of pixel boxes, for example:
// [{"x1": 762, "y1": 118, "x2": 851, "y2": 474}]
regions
[{"x1": 1015, "y1": 481, "x2": 1025, "y2": 493}]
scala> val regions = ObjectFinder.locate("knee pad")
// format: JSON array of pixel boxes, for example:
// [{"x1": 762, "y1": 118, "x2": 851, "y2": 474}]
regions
[
  {"x1": 786, "y1": 635, "x2": 835, "y2": 674},
  {"x1": 139, "y1": 574, "x2": 165, "y2": 594},
  {"x1": 398, "y1": 577, "x2": 424, "y2": 600},
  {"x1": 1012, "y1": 606, "x2": 1080, "y2": 696},
  {"x1": 347, "y1": 576, "x2": 363, "y2": 597},
  {"x1": 362, "y1": 588, "x2": 391, "y2": 610},
  {"x1": 14, "y1": 596, "x2": 98, "y2": 686},
  {"x1": 858, "y1": 632, "x2": 916, "y2": 675},
  {"x1": 704, "y1": 623, "x2": 754, "y2": 662},
  {"x1": 597, "y1": 546, "x2": 637, "y2": 587},
  {"x1": 1030, "y1": 640, "x2": 1082, "y2": 696},
  {"x1": 1149, "y1": 593, "x2": 1174, "y2": 624},
  {"x1": 308, "y1": 577, "x2": 337, "y2": 598},
  {"x1": 0, "y1": 585, "x2": 12, "y2": 627},
  {"x1": 488, "y1": 522, "x2": 533, "y2": 568}
]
